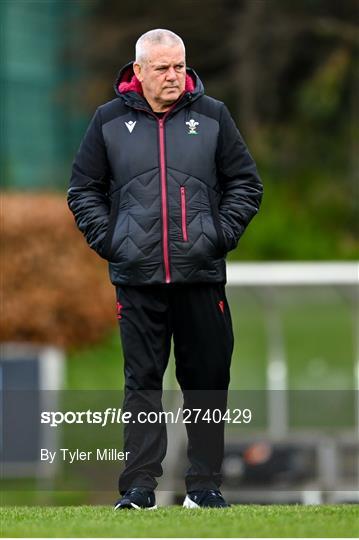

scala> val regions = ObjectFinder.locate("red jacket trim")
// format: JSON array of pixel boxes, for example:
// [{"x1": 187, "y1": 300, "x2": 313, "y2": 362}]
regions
[{"x1": 118, "y1": 73, "x2": 195, "y2": 95}]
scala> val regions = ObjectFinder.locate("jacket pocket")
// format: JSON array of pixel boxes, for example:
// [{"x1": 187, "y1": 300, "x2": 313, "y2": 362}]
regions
[
  {"x1": 100, "y1": 190, "x2": 121, "y2": 259},
  {"x1": 207, "y1": 187, "x2": 226, "y2": 256},
  {"x1": 180, "y1": 186, "x2": 188, "y2": 242}
]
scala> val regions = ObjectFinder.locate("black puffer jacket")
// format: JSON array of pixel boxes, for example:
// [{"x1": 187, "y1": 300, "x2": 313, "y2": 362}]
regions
[{"x1": 68, "y1": 62, "x2": 263, "y2": 285}]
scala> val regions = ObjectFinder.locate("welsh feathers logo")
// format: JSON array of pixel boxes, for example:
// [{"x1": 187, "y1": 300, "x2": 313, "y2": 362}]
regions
[{"x1": 186, "y1": 118, "x2": 199, "y2": 135}]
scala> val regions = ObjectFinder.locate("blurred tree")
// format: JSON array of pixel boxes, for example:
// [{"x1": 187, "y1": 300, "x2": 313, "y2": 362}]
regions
[
  {"x1": 64, "y1": 0, "x2": 235, "y2": 111},
  {"x1": 67, "y1": 0, "x2": 358, "y2": 132}
]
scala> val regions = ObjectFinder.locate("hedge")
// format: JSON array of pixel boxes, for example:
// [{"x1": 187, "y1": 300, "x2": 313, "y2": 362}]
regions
[{"x1": 1, "y1": 193, "x2": 116, "y2": 348}]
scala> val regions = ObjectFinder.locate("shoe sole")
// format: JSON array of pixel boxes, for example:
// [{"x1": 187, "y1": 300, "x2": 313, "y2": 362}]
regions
[
  {"x1": 183, "y1": 495, "x2": 200, "y2": 508},
  {"x1": 114, "y1": 502, "x2": 157, "y2": 510},
  {"x1": 182, "y1": 495, "x2": 230, "y2": 509}
]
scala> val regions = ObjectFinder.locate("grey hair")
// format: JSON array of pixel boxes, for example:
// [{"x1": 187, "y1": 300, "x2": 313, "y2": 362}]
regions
[{"x1": 135, "y1": 29, "x2": 185, "y2": 63}]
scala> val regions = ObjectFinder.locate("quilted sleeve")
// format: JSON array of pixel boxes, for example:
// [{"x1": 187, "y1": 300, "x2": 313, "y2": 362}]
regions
[
  {"x1": 216, "y1": 104, "x2": 263, "y2": 252},
  {"x1": 67, "y1": 107, "x2": 111, "y2": 258}
]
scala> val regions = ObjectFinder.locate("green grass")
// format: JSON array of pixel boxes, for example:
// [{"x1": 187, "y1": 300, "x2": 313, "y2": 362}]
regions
[
  {"x1": 0, "y1": 505, "x2": 359, "y2": 537},
  {"x1": 1, "y1": 505, "x2": 358, "y2": 537},
  {"x1": 67, "y1": 330, "x2": 123, "y2": 390},
  {"x1": 228, "y1": 288, "x2": 355, "y2": 390}
]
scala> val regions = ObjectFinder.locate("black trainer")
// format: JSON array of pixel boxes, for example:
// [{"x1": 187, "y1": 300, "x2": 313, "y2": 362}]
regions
[
  {"x1": 114, "y1": 488, "x2": 157, "y2": 510},
  {"x1": 183, "y1": 489, "x2": 230, "y2": 508}
]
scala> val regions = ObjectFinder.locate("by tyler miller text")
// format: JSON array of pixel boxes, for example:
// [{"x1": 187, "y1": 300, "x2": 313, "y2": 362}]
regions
[{"x1": 40, "y1": 448, "x2": 130, "y2": 464}]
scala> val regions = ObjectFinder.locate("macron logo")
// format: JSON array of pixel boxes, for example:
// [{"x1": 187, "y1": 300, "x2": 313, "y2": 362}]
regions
[{"x1": 125, "y1": 120, "x2": 136, "y2": 133}]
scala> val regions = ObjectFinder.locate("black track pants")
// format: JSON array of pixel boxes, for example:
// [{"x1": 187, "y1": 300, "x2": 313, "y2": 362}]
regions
[{"x1": 116, "y1": 282, "x2": 234, "y2": 492}]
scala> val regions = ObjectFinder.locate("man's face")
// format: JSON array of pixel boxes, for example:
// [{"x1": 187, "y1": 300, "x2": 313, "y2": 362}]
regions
[{"x1": 134, "y1": 44, "x2": 186, "y2": 112}]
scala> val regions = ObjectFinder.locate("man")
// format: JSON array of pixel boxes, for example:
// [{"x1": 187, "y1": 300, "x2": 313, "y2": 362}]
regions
[{"x1": 68, "y1": 29, "x2": 263, "y2": 509}]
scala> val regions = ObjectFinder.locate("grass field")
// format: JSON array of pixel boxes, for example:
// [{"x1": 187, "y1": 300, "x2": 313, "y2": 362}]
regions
[{"x1": 1, "y1": 504, "x2": 358, "y2": 538}]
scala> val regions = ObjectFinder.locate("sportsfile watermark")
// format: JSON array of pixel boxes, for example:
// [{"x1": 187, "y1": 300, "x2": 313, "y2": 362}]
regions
[
  {"x1": 40, "y1": 407, "x2": 253, "y2": 427},
  {"x1": 1, "y1": 390, "x2": 357, "y2": 492}
]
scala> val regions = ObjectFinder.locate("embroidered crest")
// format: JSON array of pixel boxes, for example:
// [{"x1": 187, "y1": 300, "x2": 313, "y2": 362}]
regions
[{"x1": 185, "y1": 119, "x2": 199, "y2": 135}]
